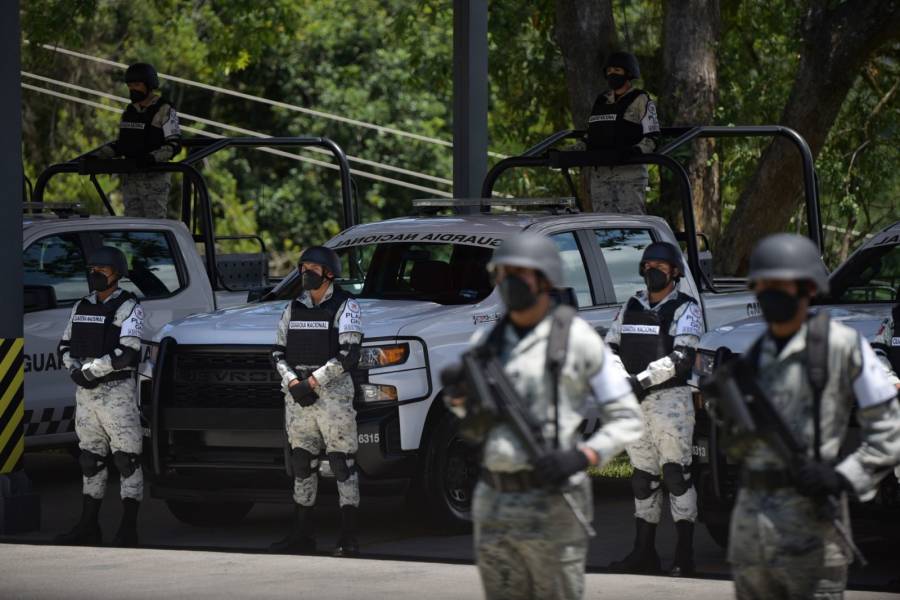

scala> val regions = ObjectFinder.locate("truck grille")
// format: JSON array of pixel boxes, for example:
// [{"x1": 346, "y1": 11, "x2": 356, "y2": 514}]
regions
[{"x1": 171, "y1": 349, "x2": 282, "y2": 409}]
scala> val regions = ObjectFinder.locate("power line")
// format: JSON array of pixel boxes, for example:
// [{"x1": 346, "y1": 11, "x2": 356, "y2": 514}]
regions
[
  {"x1": 21, "y1": 71, "x2": 453, "y2": 187},
  {"x1": 34, "y1": 42, "x2": 509, "y2": 159},
  {"x1": 21, "y1": 82, "x2": 453, "y2": 197}
]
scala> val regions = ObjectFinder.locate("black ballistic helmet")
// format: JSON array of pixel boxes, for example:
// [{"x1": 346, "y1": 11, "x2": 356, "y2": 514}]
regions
[
  {"x1": 488, "y1": 233, "x2": 564, "y2": 288},
  {"x1": 87, "y1": 246, "x2": 129, "y2": 277},
  {"x1": 604, "y1": 51, "x2": 641, "y2": 80},
  {"x1": 639, "y1": 242, "x2": 684, "y2": 279},
  {"x1": 747, "y1": 233, "x2": 829, "y2": 295},
  {"x1": 124, "y1": 62, "x2": 160, "y2": 90},
  {"x1": 299, "y1": 246, "x2": 342, "y2": 278}
]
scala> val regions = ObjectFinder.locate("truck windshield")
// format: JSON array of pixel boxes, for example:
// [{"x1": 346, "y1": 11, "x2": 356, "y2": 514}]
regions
[
  {"x1": 269, "y1": 242, "x2": 496, "y2": 305},
  {"x1": 829, "y1": 240, "x2": 899, "y2": 304}
]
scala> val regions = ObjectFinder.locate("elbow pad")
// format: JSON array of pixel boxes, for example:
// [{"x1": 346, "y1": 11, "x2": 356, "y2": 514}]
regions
[
  {"x1": 338, "y1": 343, "x2": 361, "y2": 371},
  {"x1": 110, "y1": 346, "x2": 140, "y2": 370},
  {"x1": 671, "y1": 347, "x2": 696, "y2": 380}
]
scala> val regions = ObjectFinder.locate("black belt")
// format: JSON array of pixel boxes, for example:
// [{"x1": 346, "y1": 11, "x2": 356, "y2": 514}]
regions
[
  {"x1": 481, "y1": 470, "x2": 541, "y2": 493},
  {"x1": 740, "y1": 469, "x2": 793, "y2": 491},
  {"x1": 95, "y1": 371, "x2": 133, "y2": 384}
]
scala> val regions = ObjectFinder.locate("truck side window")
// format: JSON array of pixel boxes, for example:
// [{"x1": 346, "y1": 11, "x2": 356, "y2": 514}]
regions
[
  {"x1": 593, "y1": 228, "x2": 654, "y2": 303},
  {"x1": 831, "y1": 242, "x2": 899, "y2": 303},
  {"x1": 24, "y1": 234, "x2": 89, "y2": 304},
  {"x1": 549, "y1": 232, "x2": 594, "y2": 307},
  {"x1": 98, "y1": 231, "x2": 185, "y2": 299}
]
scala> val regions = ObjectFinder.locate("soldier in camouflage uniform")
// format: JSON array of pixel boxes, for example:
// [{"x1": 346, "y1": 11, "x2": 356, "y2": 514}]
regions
[
  {"x1": 586, "y1": 51, "x2": 660, "y2": 215},
  {"x1": 605, "y1": 242, "x2": 703, "y2": 576},
  {"x1": 270, "y1": 246, "x2": 363, "y2": 557},
  {"x1": 871, "y1": 300, "x2": 900, "y2": 388},
  {"x1": 446, "y1": 233, "x2": 644, "y2": 599},
  {"x1": 721, "y1": 235, "x2": 900, "y2": 600},
  {"x1": 91, "y1": 62, "x2": 181, "y2": 218},
  {"x1": 56, "y1": 247, "x2": 144, "y2": 547}
]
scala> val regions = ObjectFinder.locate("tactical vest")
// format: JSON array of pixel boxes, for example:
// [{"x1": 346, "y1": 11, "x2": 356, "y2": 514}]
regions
[
  {"x1": 284, "y1": 287, "x2": 352, "y2": 368},
  {"x1": 586, "y1": 88, "x2": 647, "y2": 150},
  {"x1": 619, "y1": 292, "x2": 694, "y2": 385},
  {"x1": 889, "y1": 305, "x2": 900, "y2": 375},
  {"x1": 69, "y1": 291, "x2": 137, "y2": 360},
  {"x1": 116, "y1": 97, "x2": 172, "y2": 157}
]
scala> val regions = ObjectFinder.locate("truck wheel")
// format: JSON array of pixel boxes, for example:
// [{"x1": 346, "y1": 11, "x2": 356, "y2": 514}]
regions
[
  {"x1": 705, "y1": 521, "x2": 729, "y2": 548},
  {"x1": 166, "y1": 500, "x2": 254, "y2": 527},
  {"x1": 422, "y1": 413, "x2": 479, "y2": 531}
]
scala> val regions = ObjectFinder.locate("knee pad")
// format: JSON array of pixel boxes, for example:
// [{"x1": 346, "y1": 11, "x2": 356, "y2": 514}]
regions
[
  {"x1": 291, "y1": 448, "x2": 315, "y2": 479},
  {"x1": 79, "y1": 450, "x2": 108, "y2": 477},
  {"x1": 631, "y1": 468, "x2": 660, "y2": 500},
  {"x1": 327, "y1": 452, "x2": 356, "y2": 482},
  {"x1": 662, "y1": 462, "x2": 692, "y2": 497},
  {"x1": 112, "y1": 451, "x2": 141, "y2": 479}
]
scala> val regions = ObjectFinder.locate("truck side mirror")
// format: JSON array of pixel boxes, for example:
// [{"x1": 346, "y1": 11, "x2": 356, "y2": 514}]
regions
[
  {"x1": 247, "y1": 284, "x2": 275, "y2": 303},
  {"x1": 550, "y1": 287, "x2": 578, "y2": 308},
  {"x1": 25, "y1": 285, "x2": 57, "y2": 312}
]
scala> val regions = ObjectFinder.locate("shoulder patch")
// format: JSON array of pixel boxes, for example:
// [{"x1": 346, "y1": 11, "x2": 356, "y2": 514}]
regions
[
  {"x1": 121, "y1": 303, "x2": 144, "y2": 338},
  {"x1": 339, "y1": 299, "x2": 363, "y2": 333},
  {"x1": 675, "y1": 302, "x2": 703, "y2": 337}
]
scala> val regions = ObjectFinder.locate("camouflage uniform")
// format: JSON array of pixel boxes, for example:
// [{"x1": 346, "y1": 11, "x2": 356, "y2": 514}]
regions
[
  {"x1": 728, "y1": 320, "x2": 900, "y2": 599},
  {"x1": 94, "y1": 95, "x2": 181, "y2": 219},
  {"x1": 588, "y1": 90, "x2": 660, "y2": 215},
  {"x1": 60, "y1": 289, "x2": 144, "y2": 500},
  {"x1": 605, "y1": 288, "x2": 703, "y2": 523},
  {"x1": 471, "y1": 314, "x2": 644, "y2": 599},
  {"x1": 872, "y1": 311, "x2": 900, "y2": 387},
  {"x1": 273, "y1": 284, "x2": 362, "y2": 508}
]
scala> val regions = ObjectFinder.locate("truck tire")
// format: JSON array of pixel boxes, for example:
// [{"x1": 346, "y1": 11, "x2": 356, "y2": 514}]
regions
[
  {"x1": 166, "y1": 500, "x2": 254, "y2": 527},
  {"x1": 705, "y1": 521, "x2": 729, "y2": 549},
  {"x1": 422, "y1": 412, "x2": 479, "y2": 531}
]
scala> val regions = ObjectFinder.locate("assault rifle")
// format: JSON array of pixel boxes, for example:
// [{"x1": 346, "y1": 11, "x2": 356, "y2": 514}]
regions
[{"x1": 700, "y1": 349, "x2": 867, "y2": 566}]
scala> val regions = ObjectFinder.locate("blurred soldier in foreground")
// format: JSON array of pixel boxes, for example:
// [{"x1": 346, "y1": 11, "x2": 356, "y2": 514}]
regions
[
  {"x1": 703, "y1": 234, "x2": 900, "y2": 599},
  {"x1": 56, "y1": 247, "x2": 144, "y2": 546},
  {"x1": 91, "y1": 62, "x2": 181, "y2": 218},
  {"x1": 270, "y1": 246, "x2": 363, "y2": 557},
  {"x1": 605, "y1": 242, "x2": 703, "y2": 576},
  {"x1": 443, "y1": 233, "x2": 643, "y2": 599}
]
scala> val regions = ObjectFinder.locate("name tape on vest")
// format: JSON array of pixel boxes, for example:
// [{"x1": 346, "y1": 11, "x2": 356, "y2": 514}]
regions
[
  {"x1": 120, "y1": 122, "x2": 147, "y2": 130},
  {"x1": 621, "y1": 324, "x2": 660, "y2": 335},
  {"x1": 588, "y1": 114, "x2": 617, "y2": 123},
  {"x1": 289, "y1": 320, "x2": 330, "y2": 330},
  {"x1": 72, "y1": 315, "x2": 106, "y2": 324}
]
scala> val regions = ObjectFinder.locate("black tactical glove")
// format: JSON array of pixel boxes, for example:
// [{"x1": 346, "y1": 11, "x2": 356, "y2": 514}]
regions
[
  {"x1": 795, "y1": 461, "x2": 852, "y2": 498},
  {"x1": 289, "y1": 379, "x2": 318, "y2": 407},
  {"x1": 70, "y1": 368, "x2": 99, "y2": 390},
  {"x1": 136, "y1": 153, "x2": 156, "y2": 167},
  {"x1": 628, "y1": 375, "x2": 648, "y2": 401},
  {"x1": 532, "y1": 449, "x2": 590, "y2": 485}
]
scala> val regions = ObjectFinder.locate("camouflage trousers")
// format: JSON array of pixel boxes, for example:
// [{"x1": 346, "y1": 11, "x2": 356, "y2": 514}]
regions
[
  {"x1": 625, "y1": 386, "x2": 697, "y2": 523},
  {"x1": 473, "y1": 476, "x2": 592, "y2": 600},
  {"x1": 729, "y1": 488, "x2": 849, "y2": 600},
  {"x1": 75, "y1": 378, "x2": 143, "y2": 500},
  {"x1": 589, "y1": 166, "x2": 648, "y2": 214},
  {"x1": 284, "y1": 383, "x2": 359, "y2": 508},
  {"x1": 121, "y1": 172, "x2": 170, "y2": 218}
]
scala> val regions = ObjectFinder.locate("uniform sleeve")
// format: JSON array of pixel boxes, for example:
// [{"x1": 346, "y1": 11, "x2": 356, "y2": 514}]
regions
[
  {"x1": 632, "y1": 95, "x2": 660, "y2": 154},
  {"x1": 638, "y1": 301, "x2": 702, "y2": 387},
  {"x1": 871, "y1": 318, "x2": 900, "y2": 386},
  {"x1": 150, "y1": 104, "x2": 182, "y2": 161},
  {"x1": 82, "y1": 299, "x2": 143, "y2": 377},
  {"x1": 603, "y1": 307, "x2": 628, "y2": 372},
  {"x1": 58, "y1": 303, "x2": 81, "y2": 371},
  {"x1": 92, "y1": 143, "x2": 118, "y2": 159},
  {"x1": 835, "y1": 336, "x2": 900, "y2": 501},
  {"x1": 272, "y1": 305, "x2": 298, "y2": 388},
  {"x1": 581, "y1": 340, "x2": 644, "y2": 465},
  {"x1": 312, "y1": 298, "x2": 363, "y2": 387}
]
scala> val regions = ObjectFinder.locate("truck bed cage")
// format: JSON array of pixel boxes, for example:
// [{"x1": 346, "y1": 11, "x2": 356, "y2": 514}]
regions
[{"x1": 412, "y1": 197, "x2": 577, "y2": 214}]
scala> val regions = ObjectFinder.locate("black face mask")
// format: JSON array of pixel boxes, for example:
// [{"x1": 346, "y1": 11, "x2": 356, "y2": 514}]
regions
[
  {"x1": 643, "y1": 268, "x2": 670, "y2": 293},
  {"x1": 129, "y1": 89, "x2": 148, "y2": 103},
  {"x1": 606, "y1": 74, "x2": 628, "y2": 90},
  {"x1": 756, "y1": 289, "x2": 801, "y2": 323},
  {"x1": 88, "y1": 272, "x2": 113, "y2": 293},
  {"x1": 499, "y1": 275, "x2": 538, "y2": 312},
  {"x1": 301, "y1": 270, "x2": 326, "y2": 291}
]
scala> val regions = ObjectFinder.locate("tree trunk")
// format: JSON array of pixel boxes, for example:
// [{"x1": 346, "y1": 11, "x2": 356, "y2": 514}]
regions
[
  {"x1": 553, "y1": 0, "x2": 617, "y2": 210},
  {"x1": 716, "y1": 0, "x2": 900, "y2": 274},
  {"x1": 660, "y1": 0, "x2": 720, "y2": 241}
]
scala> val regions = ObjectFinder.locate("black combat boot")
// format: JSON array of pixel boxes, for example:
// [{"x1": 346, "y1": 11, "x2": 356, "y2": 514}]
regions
[
  {"x1": 111, "y1": 498, "x2": 140, "y2": 547},
  {"x1": 270, "y1": 505, "x2": 316, "y2": 554},
  {"x1": 669, "y1": 520, "x2": 695, "y2": 577},
  {"x1": 333, "y1": 505, "x2": 359, "y2": 557},
  {"x1": 608, "y1": 518, "x2": 661, "y2": 574},
  {"x1": 54, "y1": 495, "x2": 103, "y2": 545}
]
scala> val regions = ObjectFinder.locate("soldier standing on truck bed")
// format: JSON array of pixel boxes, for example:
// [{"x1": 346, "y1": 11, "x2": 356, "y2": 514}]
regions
[
  {"x1": 90, "y1": 62, "x2": 181, "y2": 219},
  {"x1": 443, "y1": 233, "x2": 644, "y2": 599},
  {"x1": 586, "y1": 51, "x2": 660, "y2": 215},
  {"x1": 604, "y1": 241, "x2": 703, "y2": 576},
  {"x1": 55, "y1": 246, "x2": 145, "y2": 547},
  {"x1": 714, "y1": 234, "x2": 900, "y2": 599},
  {"x1": 269, "y1": 246, "x2": 363, "y2": 557}
]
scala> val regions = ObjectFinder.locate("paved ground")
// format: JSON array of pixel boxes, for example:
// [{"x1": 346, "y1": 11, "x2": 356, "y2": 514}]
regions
[{"x1": 2, "y1": 451, "x2": 899, "y2": 598}]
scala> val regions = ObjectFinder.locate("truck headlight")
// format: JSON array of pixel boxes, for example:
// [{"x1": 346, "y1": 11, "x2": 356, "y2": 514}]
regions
[
  {"x1": 359, "y1": 384, "x2": 398, "y2": 403},
  {"x1": 694, "y1": 350, "x2": 716, "y2": 378},
  {"x1": 358, "y1": 344, "x2": 409, "y2": 369}
]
